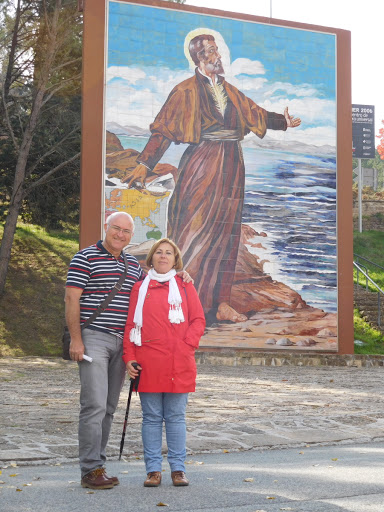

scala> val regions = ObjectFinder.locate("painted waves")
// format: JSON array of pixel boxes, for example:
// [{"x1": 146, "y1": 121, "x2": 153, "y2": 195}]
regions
[{"x1": 243, "y1": 148, "x2": 337, "y2": 313}]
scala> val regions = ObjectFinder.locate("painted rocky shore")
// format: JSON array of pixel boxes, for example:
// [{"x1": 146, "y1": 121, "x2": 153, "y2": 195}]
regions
[{"x1": 105, "y1": 131, "x2": 338, "y2": 351}]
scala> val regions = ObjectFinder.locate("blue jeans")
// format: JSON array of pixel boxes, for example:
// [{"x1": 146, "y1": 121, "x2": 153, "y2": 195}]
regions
[
  {"x1": 139, "y1": 392, "x2": 189, "y2": 473},
  {"x1": 78, "y1": 328, "x2": 126, "y2": 477}
]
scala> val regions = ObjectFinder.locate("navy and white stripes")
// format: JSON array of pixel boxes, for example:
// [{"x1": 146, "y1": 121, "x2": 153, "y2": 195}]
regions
[{"x1": 66, "y1": 240, "x2": 143, "y2": 338}]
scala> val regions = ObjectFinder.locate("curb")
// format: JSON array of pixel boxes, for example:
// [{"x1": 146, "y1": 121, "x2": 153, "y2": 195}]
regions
[{"x1": 195, "y1": 350, "x2": 384, "y2": 367}]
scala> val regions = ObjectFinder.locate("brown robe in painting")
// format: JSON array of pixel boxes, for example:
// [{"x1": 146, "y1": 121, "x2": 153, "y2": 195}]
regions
[{"x1": 138, "y1": 69, "x2": 287, "y2": 314}]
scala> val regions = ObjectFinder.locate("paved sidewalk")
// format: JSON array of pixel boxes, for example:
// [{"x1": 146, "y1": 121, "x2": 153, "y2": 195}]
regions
[
  {"x1": 1, "y1": 357, "x2": 384, "y2": 466},
  {"x1": 2, "y1": 443, "x2": 384, "y2": 512}
]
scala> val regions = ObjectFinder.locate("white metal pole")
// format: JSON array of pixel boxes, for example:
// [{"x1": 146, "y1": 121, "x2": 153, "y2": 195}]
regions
[
  {"x1": 270, "y1": 0, "x2": 272, "y2": 18},
  {"x1": 358, "y1": 158, "x2": 362, "y2": 233}
]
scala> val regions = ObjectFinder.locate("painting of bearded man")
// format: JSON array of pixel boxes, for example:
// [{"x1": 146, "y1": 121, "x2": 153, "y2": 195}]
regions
[{"x1": 126, "y1": 33, "x2": 301, "y2": 323}]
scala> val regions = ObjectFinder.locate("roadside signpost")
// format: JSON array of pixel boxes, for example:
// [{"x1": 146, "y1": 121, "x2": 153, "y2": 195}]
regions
[{"x1": 352, "y1": 104, "x2": 375, "y2": 232}]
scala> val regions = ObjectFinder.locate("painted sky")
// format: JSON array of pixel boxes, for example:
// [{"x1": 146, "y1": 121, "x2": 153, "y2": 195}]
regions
[
  {"x1": 190, "y1": 0, "x2": 384, "y2": 143},
  {"x1": 106, "y1": 1, "x2": 337, "y2": 147}
]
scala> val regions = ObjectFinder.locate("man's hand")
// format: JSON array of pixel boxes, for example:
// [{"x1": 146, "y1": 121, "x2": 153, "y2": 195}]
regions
[
  {"x1": 177, "y1": 270, "x2": 194, "y2": 284},
  {"x1": 284, "y1": 107, "x2": 301, "y2": 128},
  {"x1": 123, "y1": 164, "x2": 148, "y2": 189},
  {"x1": 69, "y1": 337, "x2": 85, "y2": 362}
]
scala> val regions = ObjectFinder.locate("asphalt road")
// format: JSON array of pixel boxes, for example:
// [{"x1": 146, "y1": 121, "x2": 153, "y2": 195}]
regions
[{"x1": 1, "y1": 442, "x2": 384, "y2": 512}]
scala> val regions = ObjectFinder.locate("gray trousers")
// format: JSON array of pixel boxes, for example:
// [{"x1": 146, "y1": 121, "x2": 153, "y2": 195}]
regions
[{"x1": 78, "y1": 328, "x2": 126, "y2": 477}]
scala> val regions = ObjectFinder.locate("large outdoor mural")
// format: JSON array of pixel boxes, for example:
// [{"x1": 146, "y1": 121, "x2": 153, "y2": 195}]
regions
[{"x1": 104, "y1": 0, "x2": 338, "y2": 351}]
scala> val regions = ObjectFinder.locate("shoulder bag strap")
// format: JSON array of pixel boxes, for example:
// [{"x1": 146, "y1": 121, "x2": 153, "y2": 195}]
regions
[{"x1": 81, "y1": 251, "x2": 129, "y2": 330}]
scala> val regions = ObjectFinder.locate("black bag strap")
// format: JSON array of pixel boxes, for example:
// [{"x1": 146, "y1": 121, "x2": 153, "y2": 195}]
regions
[{"x1": 81, "y1": 251, "x2": 128, "y2": 330}]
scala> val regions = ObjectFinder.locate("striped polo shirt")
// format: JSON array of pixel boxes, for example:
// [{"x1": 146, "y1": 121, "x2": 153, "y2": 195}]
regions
[{"x1": 66, "y1": 240, "x2": 143, "y2": 338}]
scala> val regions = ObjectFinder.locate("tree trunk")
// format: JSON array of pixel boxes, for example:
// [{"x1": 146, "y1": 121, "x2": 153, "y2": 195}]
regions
[
  {"x1": 0, "y1": 187, "x2": 24, "y2": 296},
  {"x1": 3, "y1": 0, "x2": 22, "y2": 104},
  {"x1": 0, "y1": 124, "x2": 35, "y2": 295}
]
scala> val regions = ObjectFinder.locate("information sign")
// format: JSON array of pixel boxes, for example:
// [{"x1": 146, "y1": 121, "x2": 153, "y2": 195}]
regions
[{"x1": 352, "y1": 104, "x2": 375, "y2": 159}]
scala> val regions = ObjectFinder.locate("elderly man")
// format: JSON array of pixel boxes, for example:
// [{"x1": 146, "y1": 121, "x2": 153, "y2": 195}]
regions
[
  {"x1": 126, "y1": 33, "x2": 301, "y2": 324},
  {"x1": 65, "y1": 212, "x2": 141, "y2": 489}
]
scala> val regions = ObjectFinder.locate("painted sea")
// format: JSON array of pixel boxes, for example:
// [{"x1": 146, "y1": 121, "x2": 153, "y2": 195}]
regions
[{"x1": 115, "y1": 135, "x2": 337, "y2": 313}]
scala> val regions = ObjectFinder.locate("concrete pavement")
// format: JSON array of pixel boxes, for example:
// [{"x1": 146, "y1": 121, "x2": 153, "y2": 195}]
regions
[{"x1": 1, "y1": 356, "x2": 384, "y2": 511}]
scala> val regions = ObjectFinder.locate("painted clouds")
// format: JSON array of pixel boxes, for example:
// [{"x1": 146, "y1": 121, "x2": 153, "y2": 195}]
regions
[{"x1": 106, "y1": 55, "x2": 336, "y2": 149}]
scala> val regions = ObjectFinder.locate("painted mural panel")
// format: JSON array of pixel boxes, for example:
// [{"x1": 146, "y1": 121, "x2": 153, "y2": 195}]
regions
[{"x1": 104, "y1": 0, "x2": 338, "y2": 351}]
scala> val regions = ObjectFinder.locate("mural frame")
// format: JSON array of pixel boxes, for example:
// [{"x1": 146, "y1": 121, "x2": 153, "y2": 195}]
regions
[{"x1": 79, "y1": 0, "x2": 353, "y2": 354}]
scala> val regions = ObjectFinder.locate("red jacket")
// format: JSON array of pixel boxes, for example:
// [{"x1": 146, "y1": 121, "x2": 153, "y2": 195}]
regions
[{"x1": 122, "y1": 276, "x2": 205, "y2": 393}]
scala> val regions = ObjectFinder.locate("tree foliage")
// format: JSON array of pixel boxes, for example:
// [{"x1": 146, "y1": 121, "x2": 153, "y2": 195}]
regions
[
  {"x1": 377, "y1": 119, "x2": 384, "y2": 161},
  {"x1": 0, "y1": 0, "x2": 82, "y2": 295}
]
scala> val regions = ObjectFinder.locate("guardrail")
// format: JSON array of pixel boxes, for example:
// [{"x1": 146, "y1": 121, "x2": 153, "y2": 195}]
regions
[{"x1": 353, "y1": 261, "x2": 383, "y2": 327}]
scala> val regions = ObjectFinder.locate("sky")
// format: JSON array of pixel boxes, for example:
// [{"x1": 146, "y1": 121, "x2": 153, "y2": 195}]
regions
[
  {"x1": 188, "y1": 0, "x2": 384, "y2": 147},
  {"x1": 107, "y1": 1, "x2": 338, "y2": 149}
]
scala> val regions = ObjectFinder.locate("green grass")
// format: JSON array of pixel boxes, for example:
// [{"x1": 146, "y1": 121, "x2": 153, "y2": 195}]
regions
[
  {"x1": 354, "y1": 230, "x2": 384, "y2": 292},
  {"x1": 353, "y1": 230, "x2": 384, "y2": 353},
  {"x1": 0, "y1": 222, "x2": 79, "y2": 357},
  {"x1": 353, "y1": 308, "x2": 384, "y2": 354}
]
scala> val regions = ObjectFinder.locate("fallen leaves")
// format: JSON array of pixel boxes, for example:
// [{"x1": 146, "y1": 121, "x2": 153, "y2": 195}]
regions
[
  {"x1": 244, "y1": 477, "x2": 254, "y2": 482},
  {"x1": 156, "y1": 502, "x2": 169, "y2": 507}
]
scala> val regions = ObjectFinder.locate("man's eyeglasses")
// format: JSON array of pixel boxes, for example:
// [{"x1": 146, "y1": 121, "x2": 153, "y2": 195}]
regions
[{"x1": 109, "y1": 225, "x2": 133, "y2": 236}]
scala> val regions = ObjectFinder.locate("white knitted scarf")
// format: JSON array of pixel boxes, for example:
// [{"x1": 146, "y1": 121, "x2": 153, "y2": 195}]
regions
[{"x1": 129, "y1": 268, "x2": 184, "y2": 346}]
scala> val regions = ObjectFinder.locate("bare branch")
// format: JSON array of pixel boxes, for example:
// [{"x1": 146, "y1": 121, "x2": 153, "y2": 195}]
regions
[
  {"x1": 42, "y1": 73, "x2": 82, "y2": 103},
  {"x1": 1, "y1": 84, "x2": 19, "y2": 151},
  {"x1": 25, "y1": 125, "x2": 81, "y2": 178},
  {"x1": 51, "y1": 57, "x2": 82, "y2": 73},
  {"x1": 24, "y1": 151, "x2": 80, "y2": 195}
]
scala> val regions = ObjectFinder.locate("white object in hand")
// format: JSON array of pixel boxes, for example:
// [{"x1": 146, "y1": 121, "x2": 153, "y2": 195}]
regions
[{"x1": 82, "y1": 354, "x2": 93, "y2": 362}]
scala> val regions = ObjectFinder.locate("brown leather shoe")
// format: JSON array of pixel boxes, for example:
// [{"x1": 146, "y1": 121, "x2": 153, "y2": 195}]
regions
[
  {"x1": 144, "y1": 471, "x2": 162, "y2": 487},
  {"x1": 104, "y1": 472, "x2": 120, "y2": 486},
  {"x1": 171, "y1": 471, "x2": 189, "y2": 486},
  {"x1": 81, "y1": 468, "x2": 115, "y2": 489}
]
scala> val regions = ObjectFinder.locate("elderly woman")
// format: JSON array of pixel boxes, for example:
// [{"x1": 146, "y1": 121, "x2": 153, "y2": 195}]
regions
[{"x1": 123, "y1": 238, "x2": 205, "y2": 487}]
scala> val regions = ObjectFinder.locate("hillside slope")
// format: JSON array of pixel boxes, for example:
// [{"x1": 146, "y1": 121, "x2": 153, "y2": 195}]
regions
[{"x1": 0, "y1": 224, "x2": 78, "y2": 356}]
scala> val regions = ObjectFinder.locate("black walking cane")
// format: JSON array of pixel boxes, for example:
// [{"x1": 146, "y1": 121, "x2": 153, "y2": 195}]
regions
[{"x1": 119, "y1": 362, "x2": 141, "y2": 460}]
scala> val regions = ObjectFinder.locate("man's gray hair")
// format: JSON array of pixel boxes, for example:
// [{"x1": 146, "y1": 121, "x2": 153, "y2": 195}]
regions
[{"x1": 106, "y1": 211, "x2": 135, "y2": 232}]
